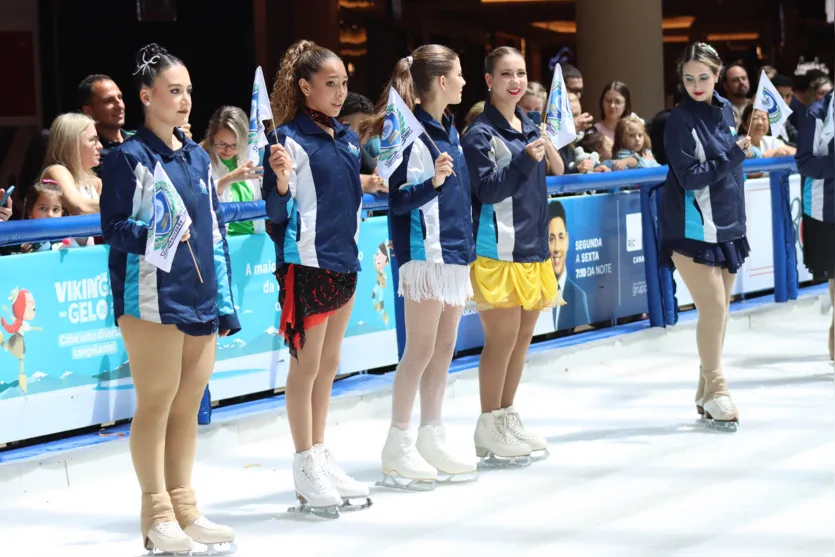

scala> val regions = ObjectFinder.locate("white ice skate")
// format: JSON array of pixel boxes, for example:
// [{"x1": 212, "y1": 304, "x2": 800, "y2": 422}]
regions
[
  {"x1": 183, "y1": 517, "x2": 236, "y2": 556},
  {"x1": 474, "y1": 410, "x2": 532, "y2": 469},
  {"x1": 288, "y1": 449, "x2": 342, "y2": 519},
  {"x1": 504, "y1": 405, "x2": 549, "y2": 461},
  {"x1": 314, "y1": 444, "x2": 372, "y2": 511},
  {"x1": 145, "y1": 520, "x2": 195, "y2": 556},
  {"x1": 379, "y1": 426, "x2": 438, "y2": 491},
  {"x1": 702, "y1": 395, "x2": 739, "y2": 432},
  {"x1": 416, "y1": 425, "x2": 477, "y2": 483}
]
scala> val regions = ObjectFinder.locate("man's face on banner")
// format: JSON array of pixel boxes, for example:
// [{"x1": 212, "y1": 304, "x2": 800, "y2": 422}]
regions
[{"x1": 549, "y1": 216, "x2": 569, "y2": 279}]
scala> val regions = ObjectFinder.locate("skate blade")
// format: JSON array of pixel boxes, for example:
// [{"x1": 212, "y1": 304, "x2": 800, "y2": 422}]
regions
[
  {"x1": 703, "y1": 418, "x2": 739, "y2": 433},
  {"x1": 477, "y1": 452, "x2": 532, "y2": 469},
  {"x1": 436, "y1": 470, "x2": 478, "y2": 484},
  {"x1": 340, "y1": 496, "x2": 373, "y2": 511},
  {"x1": 376, "y1": 474, "x2": 436, "y2": 491},
  {"x1": 191, "y1": 542, "x2": 237, "y2": 556},
  {"x1": 146, "y1": 548, "x2": 194, "y2": 556},
  {"x1": 529, "y1": 447, "x2": 550, "y2": 462},
  {"x1": 288, "y1": 495, "x2": 340, "y2": 519}
]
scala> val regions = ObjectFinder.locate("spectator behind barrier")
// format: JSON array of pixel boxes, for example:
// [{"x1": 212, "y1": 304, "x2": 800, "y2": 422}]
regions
[
  {"x1": 78, "y1": 74, "x2": 133, "y2": 162},
  {"x1": 614, "y1": 115, "x2": 660, "y2": 169},
  {"x1": 594, "y1": 81, "x2": 635, "y2": 142},
  {"x1": 16, "y1": 180, "x2": 83, "y2": 253},
  {"x1": 40, "y1": 113, "x2": 102, "y2": 239},
  {"x1": 722, "y1": 63, "x2": 751, "y2": 126},
  {"x1": 200, "y1": 106, "x2": 264, "y2": 235},
  {"x1": 339, "y1": 92, "x2": 387, "y2": 194},
  {"x1": 559, "y1": 64, "x2": 593, "y2": 132},
  {"x1": 737, "y1": 104, "x2": 795, "y2": 176},
  {"x1": 811, "y1": 75, "x2": 833, "y2": 102},
  {"x1": 519, "y1": 81, "x2": 546, "y2": 118}
]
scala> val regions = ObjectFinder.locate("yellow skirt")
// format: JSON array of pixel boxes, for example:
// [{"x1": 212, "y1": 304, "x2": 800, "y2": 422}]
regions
[{"x1": 470, "y1": 256, "x2": 564, "y2": 312}]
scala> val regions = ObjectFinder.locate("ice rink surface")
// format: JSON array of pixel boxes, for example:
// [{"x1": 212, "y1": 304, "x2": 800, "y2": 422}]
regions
[{"x1": 1, "y1": 299, "x2": 833, "y2": 557}]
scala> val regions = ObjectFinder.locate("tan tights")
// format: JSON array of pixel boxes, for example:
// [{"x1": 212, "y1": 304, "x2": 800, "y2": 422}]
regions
[
  {"x1": 119, "y1": 315, "x2": 217, "y2": 541},
  {"x1": 285, "y1": 296, "x2": 355, "y2": 452},
  {"x1": 477, "y1": 307, "x2": 540, "y2": 412},
  {"x1": 390, "y1": 299, "x2": 463, "y2": 429},
  {"x1": 672, "y1": 253, "x2": 736, "y2": 404}
]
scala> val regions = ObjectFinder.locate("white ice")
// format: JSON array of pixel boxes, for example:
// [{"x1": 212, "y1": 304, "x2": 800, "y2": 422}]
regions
[{"x1": 0, "y1": 298, "x2": 832, "y2": 557}]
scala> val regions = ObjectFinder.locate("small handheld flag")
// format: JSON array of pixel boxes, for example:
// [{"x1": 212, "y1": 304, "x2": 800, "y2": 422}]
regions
[
  {"x1": 376, "y1": 88, "x2": 424, "y2": 180},
  {"x1": 752, "y1": 70, "x2": 793, "y2": 140},
  {"x1": 545, "y1": 64, "x2": 577, "y2": 150},
  {"x1": 248, "y1": 66, "x2": 274, "y2": 166},
  {"x1": 146, "y1": 162, "x2": 193, "y2": 274}
]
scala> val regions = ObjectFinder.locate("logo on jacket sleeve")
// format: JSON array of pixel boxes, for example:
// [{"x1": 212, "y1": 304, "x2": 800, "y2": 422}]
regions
[
  {"x1": 198, "y1": 178, "x2": 209, "y2": 194},
  {"x1": 348, "y1": 142, "x2": 360, "y2": 157},
  {"x1": 729, "y1": 126, "x2": 737, "y2": 136}
]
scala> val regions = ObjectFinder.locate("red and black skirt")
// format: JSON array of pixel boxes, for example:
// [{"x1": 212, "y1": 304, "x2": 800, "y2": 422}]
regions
[{"x1": 275, "y1": 264, "x2": 357, "y2": 358}]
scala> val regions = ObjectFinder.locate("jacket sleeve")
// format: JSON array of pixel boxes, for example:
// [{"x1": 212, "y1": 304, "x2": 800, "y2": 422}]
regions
[
  {"x1": 462, "y1": 126, "x2": 539, "y2": 204},
  {"x1": 100, "y1": 150, "x2": 150, "y2": 255},
  {"x1": 261, "y1": 130, "x2": 293, "y2": 226},
  {"x1": 208, "y1": 170, "x2": 241, "y2": 336},
  {"x1": 664, "y1": 110, "x2": 746, "y2": 191},
  {"x1": 795, "y1": 107, "x2": 834, "y2": 180},
  {"x1": 388, "y1": 140, "x2": 441, "y2": 216}
]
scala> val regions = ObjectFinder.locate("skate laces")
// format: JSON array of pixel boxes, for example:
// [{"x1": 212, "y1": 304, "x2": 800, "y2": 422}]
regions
[
  {"x1": 302, "y1": 453, "x2": 333, "y2": 492},
  {"x1": 191, "y1": 516, "x2": 220, "y2": 529},
  {"x1": 506, "y1": 411, "x2": 533, "y2": 439},
  {"x1": 319, "y1": 447, "x2": 352, "y2": 482},
  {"x1": 154, "y1": 520, "x2": 188, "y2": 539},
  {"x1": 495, "y1": 412, "x2": 524, "y2": 444}
]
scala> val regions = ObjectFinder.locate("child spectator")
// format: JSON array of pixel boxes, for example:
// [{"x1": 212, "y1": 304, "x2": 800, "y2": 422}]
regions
[
  {"x1": 614, "y1": 116, "x2": 660, "y2": 168},
  {"x1": 18, "y1": 180, "x2": 82, "y2": 253}
]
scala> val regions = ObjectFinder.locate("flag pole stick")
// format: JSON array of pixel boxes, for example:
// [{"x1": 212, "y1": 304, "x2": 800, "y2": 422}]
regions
[
  {"x1": 420, "y1": 124, "x2": 457, "y2": 177},
  {"x1": 186, "y1": 239, "x2": 204, "y2": 283}
]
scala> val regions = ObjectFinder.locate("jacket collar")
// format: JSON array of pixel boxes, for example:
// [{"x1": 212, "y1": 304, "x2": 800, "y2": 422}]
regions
[
  {"x1": 292, "y1": 111, "x2": 350, "y2": 139},
  {"x1": 483, "y1": 101, "x2": 537, "y2": 140},
  {"x1": 414, "y1": 105, "x2": 455, "y2": 138},
  {"x1": 136, "y1": 125, "x2": 197, "y2": 159},
  {"x1": 682, "y1": 90, "x2": 727, "y2": 115}
]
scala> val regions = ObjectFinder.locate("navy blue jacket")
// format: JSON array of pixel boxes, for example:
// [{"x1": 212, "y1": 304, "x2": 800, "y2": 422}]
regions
[
  {"x1": 462, "y1": 102, "x2": 549, "y2": 263},
  {"x1": 100, "y1": 126, "x2": 240, "y2": 333},
  {"x1": 262, "y1": 113, "x2": 363, "y2": 274},
  {"x1": 388, "y1": 107, "x2": 475, "y2": 267},
  {"x1": 795, "y1": 90, "x2": 834, "y2": 223},
  {"x1": 661, "y1": 92, "x2": 748, "y2": 245}
]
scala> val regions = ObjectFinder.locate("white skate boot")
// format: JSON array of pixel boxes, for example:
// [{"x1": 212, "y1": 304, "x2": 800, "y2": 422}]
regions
[
  {"x1": 314, "y1": 444, "x2": 372, "y2": 511},
  {"x1": 379, "y1": 426, "x2": 437, "y2": 491},
  {"x1": 183, "y1": 517, "x2": 236, "y2": 556},
  {"x1": 702, "y1": 394, "x2": 739, "y2": 432},
  {"x1": 416, "y1": 425, "x2": 477, "y2": 483},
  {"x1": 474, "y1": 410, "x2": 532, "y2": 469},
  {"x1": 504, "y1": 405, "x2": 549, "y2": 461},
  {"x1": 288, "y1": 448, "x2": 342, "y2": 519},
  {"x1": 145, "y1": 521, "x2": 195, "y2": 556}
]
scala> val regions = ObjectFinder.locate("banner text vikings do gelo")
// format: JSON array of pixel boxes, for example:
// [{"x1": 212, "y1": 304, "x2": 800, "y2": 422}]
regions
[{"x1": 0, "y1": 216, "x2": 397, "y2": 445}]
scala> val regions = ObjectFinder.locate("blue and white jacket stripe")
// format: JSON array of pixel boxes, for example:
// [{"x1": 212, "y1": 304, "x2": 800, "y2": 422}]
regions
[
  {"x1": 388, "y1": 107, "x2": 475, "y2": 267},
  {"x1": 262, "y1": 113, "x2": 363, "y2": 274},
  {"x1": 100, "y1": 126, "x2": 240, "y2": 334},
  {"x1": 462, "y1": 102, "x2": 549, "y2": 263},
  {"x1": 795, "y1": 90, "x2": 834, "y2": 223},
  {"x1": 661, "y1": 91, "x2": 747, "y2": 245}
]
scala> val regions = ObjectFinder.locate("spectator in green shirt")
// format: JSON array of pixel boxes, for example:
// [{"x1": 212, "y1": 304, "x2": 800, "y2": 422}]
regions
[{"x1": 200, "y1": 106, "x2": 264, "y2": 235}]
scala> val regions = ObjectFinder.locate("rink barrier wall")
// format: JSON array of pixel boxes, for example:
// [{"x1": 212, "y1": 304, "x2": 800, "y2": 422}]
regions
[
  {"x1": 0, "y1": 157, "x2": 801, "y2": 446},
  {"x1": 0, "y1": 282, "x2": 829, "y2": 499}
]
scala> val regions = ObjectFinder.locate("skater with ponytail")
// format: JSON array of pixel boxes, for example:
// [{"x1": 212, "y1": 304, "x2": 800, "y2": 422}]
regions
[
  {"x1": 362, "y1": 45, "x2": 478, "y2": 490},
  {"x1": 262, "y1": 40, "x2": 370, "y2": 517}
]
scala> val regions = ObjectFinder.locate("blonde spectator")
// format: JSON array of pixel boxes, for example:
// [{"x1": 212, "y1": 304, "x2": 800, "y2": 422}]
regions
[
  {"x1": 519, "y1": 81, "x2": 546, "y2": 117},
  {"x1": 613, "y1": 116, "x2": 660, "y2": 168},
  {"x1": 464, "y1": 100, "x2": 485, "y2": 131},
  {"x1": 200, "y1": 106, "x2": 264, "y2": 235},
  {"x1": 40, "y1": 113, "x2": 102, "y2": 216}
]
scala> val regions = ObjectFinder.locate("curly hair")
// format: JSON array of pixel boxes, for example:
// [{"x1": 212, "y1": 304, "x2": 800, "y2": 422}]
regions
[{"x1": 271, "y1": 40, "x2": 339, "y2": 126}]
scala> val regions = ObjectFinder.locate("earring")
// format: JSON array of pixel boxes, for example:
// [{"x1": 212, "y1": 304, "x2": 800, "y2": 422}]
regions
[{"x1": 144, "y1": 101, "x2": 151, "y2": 106}]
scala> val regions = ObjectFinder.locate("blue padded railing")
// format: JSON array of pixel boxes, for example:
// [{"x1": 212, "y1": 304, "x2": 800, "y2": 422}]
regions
[{"x1": 0, "y1": 157, "x2": 800, "y2": 329}]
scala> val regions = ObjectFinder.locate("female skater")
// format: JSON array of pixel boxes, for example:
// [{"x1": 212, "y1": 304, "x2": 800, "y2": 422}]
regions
[
  {"x1": 360, "y1": 45, "x2": 477, "y2": 489},
  {"x1": 262, "y1": 40, "x2": 370, "y2": 517},
  {"x1": 462, "y1": 46, "x2": 562, "y2": 467},
  {"x1": 660, "y1": 42, "x2": 751, "y2": 432},
  {"x1": 100, "y1": 43, "x2": 240, "y2": 553},
  {"x1": 795, "y1": 89, "x2": 834, "y2": 361}
]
